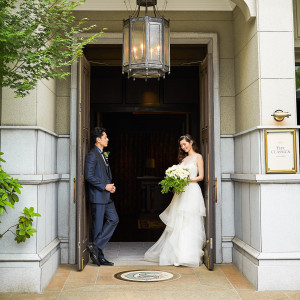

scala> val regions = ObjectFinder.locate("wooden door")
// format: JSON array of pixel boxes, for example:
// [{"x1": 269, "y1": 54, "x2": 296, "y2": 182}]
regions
[
  {"x1": 200, "y1": 53, "x2": 215, "y2": 270},
  {"x1": 76, "y1": 55, "x2": 91, "y2": 271}
]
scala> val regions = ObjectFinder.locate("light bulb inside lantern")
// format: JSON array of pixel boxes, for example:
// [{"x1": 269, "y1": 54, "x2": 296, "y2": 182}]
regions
[
  {"x1": 140, "y1": 43, "x2": 144, "y2": 56},
  {"x1": 157, "y1": 45, "x2": 160, "y2": 57}
]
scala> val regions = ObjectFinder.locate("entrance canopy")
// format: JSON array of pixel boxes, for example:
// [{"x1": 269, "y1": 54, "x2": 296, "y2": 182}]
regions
[
  {"x1": 74, "y1": 0, "x2": 236, "y2": 11},
  {"x1": 74, "y1": 0, "x2": 256, "y2": 23}
]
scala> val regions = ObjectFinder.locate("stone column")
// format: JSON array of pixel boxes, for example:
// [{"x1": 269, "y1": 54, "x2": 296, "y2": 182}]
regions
[
  {"x1": 232, "y1": 0, "x2": 300, "y2": 291},
  {"x1": 0, "y1": 77, "x2": 70, "y2": 293}
]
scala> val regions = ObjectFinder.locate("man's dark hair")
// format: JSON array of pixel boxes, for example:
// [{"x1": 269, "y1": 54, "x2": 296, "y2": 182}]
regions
[{"x1": 91, "y1": 127, "x2": 106, "y2": 144}]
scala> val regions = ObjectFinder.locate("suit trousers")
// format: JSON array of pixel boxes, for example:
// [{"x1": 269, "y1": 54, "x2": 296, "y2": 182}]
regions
[{"x1": 91, "y1": 201, "x2": 119, "y2": 258}]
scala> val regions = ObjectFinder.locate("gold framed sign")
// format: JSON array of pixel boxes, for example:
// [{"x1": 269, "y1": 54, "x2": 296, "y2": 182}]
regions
[{"x1": 265, "y1": 129, "x2": 297, "y2": 173}]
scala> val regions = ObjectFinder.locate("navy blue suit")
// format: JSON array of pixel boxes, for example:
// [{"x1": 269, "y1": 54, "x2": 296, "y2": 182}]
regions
[{"x1": 85, "y1": 146, "x2": 119, "y2": 256}]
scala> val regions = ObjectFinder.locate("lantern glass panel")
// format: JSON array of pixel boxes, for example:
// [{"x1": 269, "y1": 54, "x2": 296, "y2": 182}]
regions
[
  {"x1": 123, "y1": 22, "x2": 129, "y2": 66},
  {"x1": 131, "y1": 20, "x2": 146, "y2": 63},
  {"x1": 164, "y1": 22, "x2": 170, "y2": 68},
  {"x1": 149, "y1": 22, "x2": 162, "y2": 63}
]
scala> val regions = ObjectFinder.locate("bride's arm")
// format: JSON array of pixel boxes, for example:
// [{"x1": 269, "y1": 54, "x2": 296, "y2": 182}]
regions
[{"x1": 190, "y1": 154, "x2": 204, "y2": 182}]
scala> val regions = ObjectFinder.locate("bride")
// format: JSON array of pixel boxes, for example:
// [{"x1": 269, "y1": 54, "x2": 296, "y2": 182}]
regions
[{"x1": 144, "y1": 134, "x2": 206, "y2": 267}]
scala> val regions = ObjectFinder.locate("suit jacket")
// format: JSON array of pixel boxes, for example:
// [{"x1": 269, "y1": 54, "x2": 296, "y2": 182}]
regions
[{"x1": 84, "y1": 146, "x2": 112, "y2": 204}]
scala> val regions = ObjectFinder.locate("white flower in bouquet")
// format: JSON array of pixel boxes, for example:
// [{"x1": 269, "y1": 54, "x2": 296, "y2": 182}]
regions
[
  {"x1": 160, "y1": 165, "x2": 191, "y2": 194},
  {"x1": 166, "y1": 165, "x2": 190, "y2": 180}
]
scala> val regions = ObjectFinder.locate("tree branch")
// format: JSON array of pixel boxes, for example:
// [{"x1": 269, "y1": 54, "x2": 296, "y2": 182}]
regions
[{"x1": 0, "y1": 224, "x2": 17, "y2": 238}]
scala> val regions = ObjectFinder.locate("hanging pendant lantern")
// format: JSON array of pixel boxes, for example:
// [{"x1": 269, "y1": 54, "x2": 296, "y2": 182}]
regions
[{"x1": 122, "y1": 0, "x2": 170, "y2": 80}]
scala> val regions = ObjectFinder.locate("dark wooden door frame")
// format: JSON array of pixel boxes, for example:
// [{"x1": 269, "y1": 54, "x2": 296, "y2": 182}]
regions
[
  {"x1": 76, "y1": 56, "x2": 91, "y2": 271},
  {"x1": 200, "y1": 53, "x2": 216, "y2": 270},
  {"x1": 71, "y1": 33, "x2": 221, "y2": 266}
]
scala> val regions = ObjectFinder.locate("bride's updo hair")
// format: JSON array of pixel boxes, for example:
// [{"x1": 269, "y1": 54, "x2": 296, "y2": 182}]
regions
[{"x1": 178, "y1": 134, "x2": 199, "y2": 163}]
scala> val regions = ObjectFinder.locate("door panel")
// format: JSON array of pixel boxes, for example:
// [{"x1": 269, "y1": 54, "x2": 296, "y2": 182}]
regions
[
  {"x1": 76, "y1": 55, "x2": 91, "y2": 271},
  {"x1": 200, "y1": 54, "x2": 215, "y2": 270}
]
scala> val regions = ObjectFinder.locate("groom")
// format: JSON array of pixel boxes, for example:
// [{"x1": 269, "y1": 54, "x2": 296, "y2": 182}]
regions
[{"x1": 85, "y1": 127, "x2": 119, "y2": 266}]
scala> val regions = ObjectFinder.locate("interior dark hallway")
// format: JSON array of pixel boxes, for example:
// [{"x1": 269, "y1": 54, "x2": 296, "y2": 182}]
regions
[{"x1": 85, "y1": 44, "x2": 207, "y2": 241}]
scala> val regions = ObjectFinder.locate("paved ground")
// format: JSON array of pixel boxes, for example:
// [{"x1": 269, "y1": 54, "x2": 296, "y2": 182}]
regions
[{"x1": 1, "y1": 243, "x2": 300, "y2": 299}]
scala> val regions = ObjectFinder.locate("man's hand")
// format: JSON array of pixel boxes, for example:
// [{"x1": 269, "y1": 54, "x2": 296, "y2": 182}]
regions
[{"x1": 105, "y1": 183, "x2": 116, "y2": 193}]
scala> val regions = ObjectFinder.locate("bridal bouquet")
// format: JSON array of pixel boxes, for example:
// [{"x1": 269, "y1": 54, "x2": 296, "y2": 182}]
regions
[{"x1": 159, "y1": 165, "x2": 190, "y2": 194}]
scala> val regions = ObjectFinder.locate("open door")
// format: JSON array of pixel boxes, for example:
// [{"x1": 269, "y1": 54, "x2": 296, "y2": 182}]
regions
[
  {"x1": 200, "y1": 53, "x2": 216, "y2": 270},
  {"x1": 76, "y1": 55, "x2": 91, "y2": 271}
]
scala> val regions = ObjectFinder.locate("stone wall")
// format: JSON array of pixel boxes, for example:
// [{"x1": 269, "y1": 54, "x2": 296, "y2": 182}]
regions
[{"x1": 0, "y1": 76, "x2": 71, "y2": 292}]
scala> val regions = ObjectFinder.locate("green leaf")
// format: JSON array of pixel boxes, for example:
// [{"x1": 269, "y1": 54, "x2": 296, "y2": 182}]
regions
[
  {"x1": 32, "y1": 212, "x2": 41, "y2": 217},
  {"x1": 14, "y1": 187, "x2": 21, "y2": 194},
  {"x1": 3, "y1": 200, "x2": 14, "y2": 208},
  {"x1": 12, "y1": 194, "x2": 19, "y2": 202},
  {"x1": 0, "y1": 0, "x2": 104, "y2": 97}
]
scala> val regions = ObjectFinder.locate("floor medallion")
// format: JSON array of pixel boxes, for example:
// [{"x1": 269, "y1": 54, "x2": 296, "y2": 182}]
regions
[{"x1": 114, "y1": 270, "x2": 181, "y2": 282}]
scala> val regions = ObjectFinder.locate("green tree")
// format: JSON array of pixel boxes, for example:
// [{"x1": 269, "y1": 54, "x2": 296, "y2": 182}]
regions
[{"x1": 0, "y1": 0, "x2": 104, "y2": 97}]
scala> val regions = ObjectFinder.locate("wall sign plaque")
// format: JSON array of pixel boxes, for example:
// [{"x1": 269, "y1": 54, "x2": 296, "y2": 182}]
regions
[{"x1": 265, "y1": 129, "x2": 297, "y2": 173}]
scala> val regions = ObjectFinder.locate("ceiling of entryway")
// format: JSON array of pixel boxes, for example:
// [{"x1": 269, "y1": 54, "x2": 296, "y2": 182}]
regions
[{"x1": 74, "y1": 0, "x2": 236, "y2": 11}]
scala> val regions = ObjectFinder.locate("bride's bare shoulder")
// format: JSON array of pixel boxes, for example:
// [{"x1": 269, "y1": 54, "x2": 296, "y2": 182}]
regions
[{"x1": 196, "y1": 153, "x2": 204, "y2": 163}]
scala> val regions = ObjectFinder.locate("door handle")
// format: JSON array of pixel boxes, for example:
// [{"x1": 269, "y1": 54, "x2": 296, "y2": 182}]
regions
[
  {"x1": 214, "y1": 178, "x2": 217, "y2": 203},
  {"x1": 73, "y1": 178, "x2": 76, "y2": 203}
]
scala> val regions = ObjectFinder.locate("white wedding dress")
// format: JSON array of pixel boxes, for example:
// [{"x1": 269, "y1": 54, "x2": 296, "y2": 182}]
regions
[{"x1": 144, "y1": 154, "x2": 206, "y2": 267}]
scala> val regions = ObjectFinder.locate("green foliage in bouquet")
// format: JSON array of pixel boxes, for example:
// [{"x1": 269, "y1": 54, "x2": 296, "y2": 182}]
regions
[
  {"x1": 0, "y1": 152, "x2": 41, "y2": 243},
  {"x1": 159, "y1": 176, "x2": 190, "y2": 195},
  {"x1": 159, "y1": 165, "x2": 191, "y2": 195}
]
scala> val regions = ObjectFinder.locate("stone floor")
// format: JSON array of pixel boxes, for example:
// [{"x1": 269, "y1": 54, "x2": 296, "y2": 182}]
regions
[{"x1": 1, "y1": 242, "x2": 300, "y2": 299}]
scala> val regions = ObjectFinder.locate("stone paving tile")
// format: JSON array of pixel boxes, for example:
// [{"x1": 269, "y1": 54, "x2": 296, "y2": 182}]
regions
[
  {"x1": 44, "y1": 274, "x2": 69, "y2": 292},
  {"x1": 220, "y1": 264, "x2": 255, "y2": 290},
  {"x1": 59, "y1": 286, "x2": 241, "y2": 300},
  {"x1": 2, "y1": 244, "x2": 300, "y2": 299},
  {"x1": 9, "y1": 292, "x2": 60, "y2": 300},
  {"x1": 113, "y1": 259, "x2": 156, "y2": 266},
  {"x1": 283, "y1": 291, "x2": 300, "y2": 299},
  {"x1": 237, "y1": 290, "x2": 289, "y2": 299},
  {"x1": 45, "y1": 265, "x2": 74, "y2": 292},
  {"x1": 0, "y1": 295, "x2": 12, "y2": 300}
]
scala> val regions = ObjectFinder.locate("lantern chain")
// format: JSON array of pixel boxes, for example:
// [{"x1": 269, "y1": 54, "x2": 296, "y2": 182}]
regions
[
  {"x1": 153, "y1": 0, "x2": 167, "y2": 18},
  {"x1": 162, "y1": 0, "x2": 168, "y2": 15},
  {"x1": 124, "y1": 0, "x2": 130, "y2": 14},
  {"x1": 125, "y1": 0, "x2": 168, "y2": 17},
  {"x1": 124, "y1": 0, "x2": 137, "y2": 16},
  {"x1": 128, "y1": 0, "x2": 133, "y2": 13}
]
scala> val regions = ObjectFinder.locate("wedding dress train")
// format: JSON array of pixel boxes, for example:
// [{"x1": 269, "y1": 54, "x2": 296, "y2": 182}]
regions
[{"x1": 144, "y1": 154, "x2": 206, "y2": 267}]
